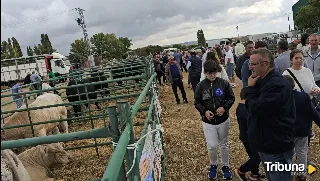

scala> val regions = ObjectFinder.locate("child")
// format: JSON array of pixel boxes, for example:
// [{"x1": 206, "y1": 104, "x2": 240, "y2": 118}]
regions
[
  {"x1": 234, "y1": 87, "x2": 265, "y2": 181},
  {"x1": 283, "y1": 75, "x2": 320, "y2": 181},
  {"x1": 194, "y1": 60, "x2": 235, "y2": 179},
  {"x1": 11, "y1": 80, "x2": 24, "y2": 109},
  {"x1": 165, "y1": 55, "x2": 188, "y2": 104}
]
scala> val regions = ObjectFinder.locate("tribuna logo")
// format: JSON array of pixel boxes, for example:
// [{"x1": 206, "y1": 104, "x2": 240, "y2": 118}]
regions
[{"x1": 265, "y1": 162, "x2": 305, "y2": 172}]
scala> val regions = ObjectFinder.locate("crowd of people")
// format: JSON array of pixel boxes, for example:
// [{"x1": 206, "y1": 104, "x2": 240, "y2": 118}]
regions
[{"x1": 154, "y1": 33, "x2": 320, "y2": 181}]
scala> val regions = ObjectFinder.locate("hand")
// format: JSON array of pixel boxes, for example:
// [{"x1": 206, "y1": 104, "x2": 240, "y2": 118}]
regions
[
  {"x1": 311, "y1": 88, "x2": 320, "y2": 96},
  {"x1": 248, "y1": 75, "x2": 260, "y2": 87},
  {"x1": 205, "y1": 110, "x2": 214, "y2": 120},
  {"x1": 216, "y1": 107, "x2": 225, "y2": 116}
]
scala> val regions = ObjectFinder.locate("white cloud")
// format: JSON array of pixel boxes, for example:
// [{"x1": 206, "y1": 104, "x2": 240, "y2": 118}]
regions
[{"x1": 1, "y1": 0, "x2": 297, "y2": 55}]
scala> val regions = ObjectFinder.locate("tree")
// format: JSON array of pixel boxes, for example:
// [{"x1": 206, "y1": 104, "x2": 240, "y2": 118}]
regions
[
  {"x1": 33, "y1": 45, "x2": 41, "y2": 55},
  {"x1": 197, "y1": 29, "x2": 206, "y2": 47},
  {"x1": 11, "y1": 37, "x2": 23, "y2": 57},
  {"x1": 1, "y1": 41, "x2": 10, "y2": 60},
  {"x1": 118, "y1": 37, "x2": 132, "y2": 51},
  {"x1": 39, "y1": 34, "x2": 55, "y2": 54},
  {"x1": 295, "y1": 0, "x2": 320, "y2": 33},
  {"x1": 133, "y1": 45, "x2": 163, "y2": 56},
  {"x1": 69, "y1": 38, "x2": 90, "y2": 63},
  {"x1": 27, "y1": 46, "x2": 34, "y2": 56},
  {"x1": 90, "y1": 33, "x2": 125, "y2": 59}
]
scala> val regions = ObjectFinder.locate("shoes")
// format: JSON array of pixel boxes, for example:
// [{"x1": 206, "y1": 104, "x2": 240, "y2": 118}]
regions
[
  {"x1": 234, "y1": 168, "x2": 247, "y2": 181},
  {"x1": 208, "y1": 165, "x2": 218, "y2": 179},
  {"x1": 221, "y1": 166, "x2": 232, "y2": 180}
]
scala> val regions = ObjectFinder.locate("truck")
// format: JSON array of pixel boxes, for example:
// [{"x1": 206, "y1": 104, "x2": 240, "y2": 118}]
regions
[{"x1": 1, "y1": 52, "x2": 71, "y2": 86}]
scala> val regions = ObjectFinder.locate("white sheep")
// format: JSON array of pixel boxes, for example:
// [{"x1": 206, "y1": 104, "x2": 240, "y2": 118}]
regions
[
  {"x1": 1, "y1": 149, "x2": 31, "y2": 181},
  {"x1": 18, "y1": 143, "x2": 71, "y2": 181},
  {"x1": 42, "y1": 82, "x2": 54, "y2": 94},
  {"x1": 3, "y1": 93, "x2": 69, "y2": 140}
]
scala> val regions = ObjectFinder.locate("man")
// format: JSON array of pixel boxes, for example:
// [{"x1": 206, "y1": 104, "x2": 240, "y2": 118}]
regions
[
  {"x1": 245, "y1": 49, "x2": 296, "y2": 181},
  {"x1": 188, "y1": 50, "x2": 202, "y2": 92},
  {"x1": 235, "y1": 40, "x2": 246, "y2": 59},
  {"x1": 30, "y1": 71, "x2": 42, "y2": 96},
  {"x1": 165, "y1": 56, "x2": 188, "y2": 104},
  {"x1": 274, "y1": 40, "x2": 308, "y2": 74},
  {"x1": 11, "y1": 80, "x2": 24, "y2": 109},
  {"x1": 224, "y1": 45, "x2": 236, "y2": 87},
  {"x1": 305, "y1": 33, "x2": 320, "y2": 86},
  {"x1": 241, "y1": 41, "x2": 268, "y2": 87},
  {"x1": 235, "y1": 41, "x2": 254, "y2": 81}
]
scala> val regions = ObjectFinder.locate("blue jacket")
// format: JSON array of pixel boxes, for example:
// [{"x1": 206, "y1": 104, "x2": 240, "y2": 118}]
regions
[
  {"x1": 236, "y1": 103, "x2": 249, "y2": 142},
  {"x1": 245, "y1": 70, "x2": 296, "y2": 154},
  {"x1": 293, "y1": 90, "x2": 320, "y2": 137},
  {"x1": 189, "y1": 56, "x2": 202, "y2": 77}
]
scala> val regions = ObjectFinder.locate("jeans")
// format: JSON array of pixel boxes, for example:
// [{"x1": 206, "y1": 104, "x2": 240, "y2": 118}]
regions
[
  {"x1": 294, "y1": 137, "x2": 308, "y2": 177},
  {"x1": 239, "y1": 142, "x2": 261, "y2": 175},
  {"x1": 190, "y1": 75, "x2": 201, "y2": 93},
  {"x1": 226, "y1": 63, "x2": 234, "y2": 77},
  {"x1": 202, "y1": 119, "x2": 230, "y2": 166},
  {"x1": 13, "y1": 97, "x2": 22, "y2": 109},
  {"x1": 259, "y1": 148, "x2": 294, "y2": 181},
  {"x1": 171, "y1": 79, "x2": 187, "y2": 102}
]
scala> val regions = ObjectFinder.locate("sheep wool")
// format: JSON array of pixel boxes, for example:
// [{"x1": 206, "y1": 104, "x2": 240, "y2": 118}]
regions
[{"x1": 3, "y1": 93, "x2": 68, "y2": 140}]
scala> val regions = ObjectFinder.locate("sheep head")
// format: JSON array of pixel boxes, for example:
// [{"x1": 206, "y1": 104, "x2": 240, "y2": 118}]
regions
[{"x1": 42, "y1": 143, "x2": 71, "y2": 166}]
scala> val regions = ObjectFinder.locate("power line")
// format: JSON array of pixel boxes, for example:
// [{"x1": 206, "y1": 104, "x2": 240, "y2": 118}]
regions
[{"x1": 2, "y1": 8, "x2": 76, "y2": 29}]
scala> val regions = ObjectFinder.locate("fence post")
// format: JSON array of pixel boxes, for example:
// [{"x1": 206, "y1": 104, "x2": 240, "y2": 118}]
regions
[
  {"x1": 107, "y1": 105, "x2": 127, "y2": 181},
  {"x1": 117, "y1": 100, "x2": 134, "y2": 181}
]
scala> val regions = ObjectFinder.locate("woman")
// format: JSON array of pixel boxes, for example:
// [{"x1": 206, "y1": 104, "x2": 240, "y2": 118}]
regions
[
  {"x1": 296, "y1": 33, "x2": 309, "y2": 57},
  {"x1": 282, "y1": 49, "x2": 320, "y2": 98},
  {"x1": 200, "y1": 51, "x2": 228, "y2": 81}
]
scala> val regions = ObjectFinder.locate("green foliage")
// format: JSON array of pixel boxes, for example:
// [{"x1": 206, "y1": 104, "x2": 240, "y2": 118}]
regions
[
  {"x1": 133, "y1": 45, "x2": 163, "y2": 57},
  {"x1": 295, "y1": 0, "x2": 320, "y2": 33},
  {"x1": 197, "y1": 29, "x2": 206, "y2": 47},
  {"x1": 1, "y1": 37, "x2": 23, "y2": 59},
  {"x1": 26, "y1": 46, "x2": 34, "y2": 56},
  {"x1": 68, "y1": 38, "x2": 90, "y2": 63}
]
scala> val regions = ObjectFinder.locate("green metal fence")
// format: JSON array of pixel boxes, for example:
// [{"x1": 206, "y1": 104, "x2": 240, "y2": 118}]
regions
[{"x1": 1, "y1": 55, "x2": 166, "y2": 181}]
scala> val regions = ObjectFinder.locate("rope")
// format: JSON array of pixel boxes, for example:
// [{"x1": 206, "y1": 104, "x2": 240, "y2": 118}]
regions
[{"x1": 111, "y1": 124, "x2": 164, "y2": 175}]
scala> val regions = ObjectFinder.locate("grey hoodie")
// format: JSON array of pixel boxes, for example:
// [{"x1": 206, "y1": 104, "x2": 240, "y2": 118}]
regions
[{"x1": 305, "y1": 48, "x2": 320, "y2": 81}]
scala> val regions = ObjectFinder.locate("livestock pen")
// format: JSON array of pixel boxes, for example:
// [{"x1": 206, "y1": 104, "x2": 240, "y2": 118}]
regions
[{"x1": 1, "y1": 55, "x2": 166, "y2": 180}]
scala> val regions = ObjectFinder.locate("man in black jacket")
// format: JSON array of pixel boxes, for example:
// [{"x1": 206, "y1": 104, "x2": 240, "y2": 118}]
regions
[
  {"x1": 194, "y1": 60, "x2": 235, "y2": 180},
  {"x1": 189, "y1": 50, "x2": 202, "y2": 93},
  {"x1": 245, "y1": 49, "x2": 296, "y2": 181},
  {"x1": 235, "y1": 41, "x2": 254, "y2": 80}
]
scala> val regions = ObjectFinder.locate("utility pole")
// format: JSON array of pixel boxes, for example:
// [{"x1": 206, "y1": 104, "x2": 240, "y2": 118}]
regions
[{"x1": 75, "y1": 8, "x2": 94, "y2": 67}]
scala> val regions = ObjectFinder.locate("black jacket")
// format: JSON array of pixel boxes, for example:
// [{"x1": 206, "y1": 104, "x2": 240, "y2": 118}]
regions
[
  {"x1": 294, "y1": 90, "x2": 320, "y2": 137},
  {"x1": 195, "y1": 78, "x2": 235, "y2": 125},
  {"x1": 189, "y1": 56, "x2": 202, "y2": 77},
  {"x1": 235, "y1": 53, "x2": 250, "y2": 79},
  {"x1": 245, "y1": 70, "x2": 296, "y2": 154}
]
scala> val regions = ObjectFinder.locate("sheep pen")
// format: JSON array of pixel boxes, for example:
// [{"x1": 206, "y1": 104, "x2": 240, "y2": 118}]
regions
[{"x1": 1, "y1": 72, "x2": 152, "y2": 180}]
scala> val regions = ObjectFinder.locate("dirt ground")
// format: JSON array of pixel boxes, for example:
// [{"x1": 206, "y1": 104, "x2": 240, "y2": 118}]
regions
[{"x1": 161, "y1": 72, "x2": 320, "y2": 181}]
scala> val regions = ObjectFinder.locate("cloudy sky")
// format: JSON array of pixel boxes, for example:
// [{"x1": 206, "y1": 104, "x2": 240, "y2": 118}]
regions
[{"x1": 1, "y1": 0, "x2": 299, "y2": 55}]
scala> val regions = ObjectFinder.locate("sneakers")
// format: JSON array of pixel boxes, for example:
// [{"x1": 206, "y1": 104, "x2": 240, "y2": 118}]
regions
[
  {"x1": 234, "y1": 168, "x2": 247, "y2": 181},
  {"x1": 208, "y1": 165, "x2": 218, "y2": 179},
  {"x1": 222, "y1": 166, "x2": 232, "y2": 180}
]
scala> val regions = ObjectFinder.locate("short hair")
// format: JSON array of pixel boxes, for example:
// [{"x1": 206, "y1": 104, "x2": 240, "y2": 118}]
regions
[
  {"x1": 290, "y1": 49, "x2": 303, "y2": 61},
  {"x1": 203, "y1": 60, "x2": 222, "y2": 73},
  {"x1": 251, "y1": 49, "x2": 275, "y2": 68},
  {"x1": 226, "y1": 42, "x2": 230, "y2": 45},
  {"x1": 283, "y1": 75, "x2": 295, "y2": 89},
  {"x1": 240, "y1": 87, "x2": 246, "y2": 100},
  {"x1": 278, "y1": 39, "x2": 289, "y2": 50},
  {"x1": 255, "y1": 41, "x2": 268, "y2": 49},
  {"x1": 237, "y1": 40, "x2": 240, "y2": 43},
  {"x1": 32, "y1": 71, "x2": 35, "y2": 74},
  {"x1": 245, "y1": 41, "x2": 254, "y2": 47}
]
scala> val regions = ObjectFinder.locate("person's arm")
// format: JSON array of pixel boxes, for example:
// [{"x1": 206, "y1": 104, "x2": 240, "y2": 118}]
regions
[
  {"x1": 308, "y1": 94, "x2": 320, "y2": 127},
  {"x1": 220, "y1": 65, "x2": 229, "y2": 81},
  {"x1": 194, "y1": 83, "x2": 206, "y2": 115},
  {"x1": 221, "y1": 81, "x2": 235, "y2": 110},
  {"x1": 246, "y1": 80, "x2": 288, "y2": 117}
]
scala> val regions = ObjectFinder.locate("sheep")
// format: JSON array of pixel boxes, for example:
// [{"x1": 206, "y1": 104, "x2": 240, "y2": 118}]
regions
[
  {"x1": 2, "y1": 93, "x2": 69, "y2": 140},
  {"x1": 42, "y1": 82, "x2": 59, "y2": 95},
  {"x1": 18, "y1": 143, "x2": 71, "y2": 181},
  {"x1": 1, "y1": 149, "x2": 31, "y2": 181}
]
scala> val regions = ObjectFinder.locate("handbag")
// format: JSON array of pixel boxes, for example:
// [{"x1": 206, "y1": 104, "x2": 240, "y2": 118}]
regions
[{"x1": 286, "y1": 68, "x2": 320, "y2": 112}]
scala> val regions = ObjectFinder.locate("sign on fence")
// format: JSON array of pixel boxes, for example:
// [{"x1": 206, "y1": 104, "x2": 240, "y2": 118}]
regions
[{"x1": 139, "y1": 125, "x2": 154, "y2": 181}]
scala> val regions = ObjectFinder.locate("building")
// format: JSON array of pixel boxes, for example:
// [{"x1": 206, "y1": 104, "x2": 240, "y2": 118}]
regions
[{"x1": 292, "y1": 0, "x2": 307, "y2": 23}]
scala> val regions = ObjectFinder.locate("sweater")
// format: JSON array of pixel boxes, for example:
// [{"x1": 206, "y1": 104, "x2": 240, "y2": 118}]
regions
[
  {"x1": 305, "y1": 48, "x2": 320, "y2": 81},
  {"x1": 283, "y1": 67, "x2": 319, "y2": 98}
]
